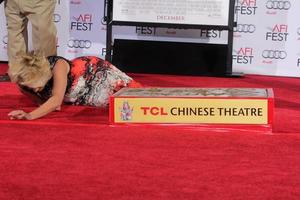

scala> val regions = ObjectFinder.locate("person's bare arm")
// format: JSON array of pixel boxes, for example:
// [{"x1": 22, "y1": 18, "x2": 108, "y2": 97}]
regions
[{"x1": 8, "y1": 59, "x2": 70, "y2": 120}]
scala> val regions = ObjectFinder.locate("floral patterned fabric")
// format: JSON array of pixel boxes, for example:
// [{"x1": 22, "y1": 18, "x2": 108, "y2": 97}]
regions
[{"x1": 39, "y1": 56, "x2": 141, "y2": 107}]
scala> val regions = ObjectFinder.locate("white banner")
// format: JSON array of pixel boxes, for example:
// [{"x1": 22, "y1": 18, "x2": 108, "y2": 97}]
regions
[
  {"x1": 0, "y1": 3, "x2": 7, "y2": 61},
  {"x1": 233, "y1": 0, "x2": 300, "y2": 77},
  {"x1": 113, "y1": 0, "x2": 230, "y2": 26},
  {"x1": 0, "y1": 0, "x2": 107, "y2": 61}
]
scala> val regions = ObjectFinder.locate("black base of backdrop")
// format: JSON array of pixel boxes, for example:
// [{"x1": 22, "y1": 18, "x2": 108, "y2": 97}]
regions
[{"x1": 112, "y1": 39, "x2": 228, "y2": 76}]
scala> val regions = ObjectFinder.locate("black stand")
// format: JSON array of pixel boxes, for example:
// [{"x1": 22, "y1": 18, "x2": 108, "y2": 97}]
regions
[{"x1": 104, "y1": 0, "x2": 242, "y2": 77}]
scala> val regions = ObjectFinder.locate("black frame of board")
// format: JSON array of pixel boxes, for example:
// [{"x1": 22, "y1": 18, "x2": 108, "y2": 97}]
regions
[{"x1": 104, "y1": 0, "x2": 238, "y2": 76}]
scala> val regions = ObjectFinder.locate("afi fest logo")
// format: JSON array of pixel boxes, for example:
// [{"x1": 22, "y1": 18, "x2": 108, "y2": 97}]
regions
[
  {"x1": 266, "y1": 0, "x2": 291, "y2": 14},
  {"x1": 266, "y1": 24, "x2": 288, "y2": 41},
  {"x1": 71, "y1": 14, "x2": 93, "y2": 31},
  {"x1": 235, "y1": 0, "x2": 258, "y2": 15},
  {"x1": 136, "y1": 27, "x2": 156, "y2": 36},
  {"x1": 200, "y1": 29, "x2": 222, "y2": 38},
  {"x1": 262, "y1": 49, "x2": 287, "y2": 64},
  {"x1": 233, "y1": 47, "x2": 254, "y2": 65}
]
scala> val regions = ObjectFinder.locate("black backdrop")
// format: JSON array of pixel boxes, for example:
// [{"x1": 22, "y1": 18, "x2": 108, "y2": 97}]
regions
[{"x1": 112, "y1": 39, "x2": 228, "y2": 76}]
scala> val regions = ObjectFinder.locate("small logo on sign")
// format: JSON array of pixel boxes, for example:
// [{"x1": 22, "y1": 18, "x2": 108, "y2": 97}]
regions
[{"x1": 120, "y1": 101, "x2": 133, "y2": 121}]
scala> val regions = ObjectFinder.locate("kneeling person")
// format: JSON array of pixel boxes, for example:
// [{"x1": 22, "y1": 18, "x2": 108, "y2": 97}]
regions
[{"x1": 8, "y1": 52, "x2": 141, "y2": 120}]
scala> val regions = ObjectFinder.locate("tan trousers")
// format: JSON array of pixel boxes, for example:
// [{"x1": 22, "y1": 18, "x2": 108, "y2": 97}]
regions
[{"x1": 4, "y1": 0, "x2": 57, "y2": 64}]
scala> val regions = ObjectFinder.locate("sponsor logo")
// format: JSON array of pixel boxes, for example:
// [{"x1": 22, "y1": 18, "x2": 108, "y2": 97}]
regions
[
  {"x1": 140, "y1": 107, "x2": 168, "y2": 116},
  {"x1": 235, "y1": 0, "x2": 258, "y2": 15},
  {"x1": 67, "y1": 39, "x2": 92, "y2": 49},
  {"x1": 266, "y1": 0, "x2": 291, "y2": 10},
  {"x1": 71, "y1": 14, "x2": 93, "y2": 31},
  {"x1": 297, "y1": 27, "x2": 300, "y2": 35},
  {"x1": 234, "y1": 24, "x2": 256, "y2": 33},
  {"x1": 57, "y1": 0, "x2": 61, "y2": 5},
  {"x1": 200, "y1": 30, "x2": 222, "y2": 38},
  {"x1": 297, "y1": 58, "x2": 300, "y2": 67},
  {"x1": 53, "y1": 13, "x2": 61, "y2": 23},
  {"x1": 262, "y1": 50, "x2": 287, "y2": 59},
  {"x1": 2, "y1": 35, "x2": 7, "y2": 45},
  {"x1": 266, "y1": 24, "x2": 288, "y2": 41},
  {"x1": 233, "y1": 47, "x2": 254, "y2": 64}
]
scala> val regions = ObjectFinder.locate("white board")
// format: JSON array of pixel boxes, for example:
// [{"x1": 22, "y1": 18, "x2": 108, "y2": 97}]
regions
[{"x1": 112, "y1": 0, "x2": 231, "y2": 26}]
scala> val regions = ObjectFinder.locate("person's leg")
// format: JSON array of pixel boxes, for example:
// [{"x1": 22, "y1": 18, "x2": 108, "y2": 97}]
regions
[
  {"x1": 4, "y1": 0, "x2": 29, "y2": 64},
  {"x1": 26, "y1": 0, "x2": 57, "y2": 57}
]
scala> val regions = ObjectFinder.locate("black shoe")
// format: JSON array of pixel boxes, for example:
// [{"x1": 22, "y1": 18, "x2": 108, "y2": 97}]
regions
[{"x1": 0, "y1": 74, "x2": 10, "y2": 82}]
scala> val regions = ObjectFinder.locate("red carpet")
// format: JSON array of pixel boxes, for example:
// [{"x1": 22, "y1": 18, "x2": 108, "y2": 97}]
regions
[
  {"x1": 0, "y1": 63, "x2": 300, "y2": 200},
  {"x1": 0, "y1": 62, "x2": 7, "y2": 75}
]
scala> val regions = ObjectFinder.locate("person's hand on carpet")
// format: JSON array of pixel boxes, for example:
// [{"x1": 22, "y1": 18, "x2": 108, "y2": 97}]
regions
[
  {"x1": 8, "y1": 110, "x2": 32, "y2": 120},
  {"x1": 55, "y1": 106, "x2": 61, "y2": 111}
]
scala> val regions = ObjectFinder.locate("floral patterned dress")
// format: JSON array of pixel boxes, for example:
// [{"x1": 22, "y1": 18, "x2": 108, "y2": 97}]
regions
[{"x1": 38, "y1": 56, "x2": 141, "y2": 107}]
